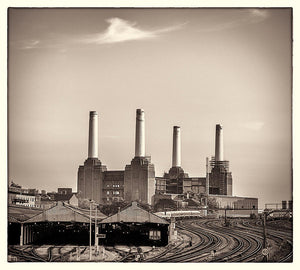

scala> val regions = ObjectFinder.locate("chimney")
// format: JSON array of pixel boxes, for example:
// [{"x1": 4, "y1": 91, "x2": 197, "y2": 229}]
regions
[
  {"x1": 88, "y1": 111, "x2": 98, "y2": 158},
  {"x1": 215, "y1": 124, "x2": 224, "y2": 161},
  {"x1": 135, "y1": 109, "x2": 145, "y2": 157},
  {"x1": 172, "y1": 126, "x2": 181, "y2": 167}
]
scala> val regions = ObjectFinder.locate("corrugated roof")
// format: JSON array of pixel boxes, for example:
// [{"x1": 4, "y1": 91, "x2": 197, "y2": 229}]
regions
[
  {"x1": 54, "y1": 193, "x2": 73, "y2": 201},
  {"x1": 8, "y1": 205, "x2": 44, "y2": 223},
  {"x1": 23, "y1": 202, "x2": 106, "y2": 223},
  {"x1": 100, "y1": 202, "x2": 169, "y2": 224}
]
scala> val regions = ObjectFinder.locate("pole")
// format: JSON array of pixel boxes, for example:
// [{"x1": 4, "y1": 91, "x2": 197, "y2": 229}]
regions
[
  {"x1": 263, "y1": 212, "x2": 267, "y2": 248},
  {"x1": 95, "y1": 206, "x2": 98, "y2": 252},
  {"x1": 89, "y1": 203, "x2": 92, "y2": 261},
  {"x1": 262, "y1": 211, "x2": 268, "y2": 262},
  {"x1": 20, "y1": 223, "x2": 24, "y2": 246}
]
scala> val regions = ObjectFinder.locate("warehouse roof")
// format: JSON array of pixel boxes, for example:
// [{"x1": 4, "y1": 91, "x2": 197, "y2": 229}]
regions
[
  {"x1": 8, "y1": 205, "x2": 43, "y2": 223},
  {"x1": 21, "y1": 202, "x2": 106, "y2": 223},
  {"x1": 100, "y1": 201, "x2": 169, "y2": 224}
]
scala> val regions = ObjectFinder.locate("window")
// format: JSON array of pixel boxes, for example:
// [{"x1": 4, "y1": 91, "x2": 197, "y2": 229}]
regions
[
  {"x1": 113, "y1": 191, "x2": 120, "y2": 195},
  {"x1": 149, "y1": 230, "x2": 161, "y2": 240},
  {"x1": 106, "y1": 191, "x2": 109, "y2": 195}
]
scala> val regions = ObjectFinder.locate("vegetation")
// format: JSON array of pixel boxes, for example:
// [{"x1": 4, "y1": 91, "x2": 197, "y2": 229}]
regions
[
  {"x1": 99, "y1": 201, "x2": 129, "y2": 216},
  {"x1": 207, "y1": 197, "x2": 218, "y2": 212}
]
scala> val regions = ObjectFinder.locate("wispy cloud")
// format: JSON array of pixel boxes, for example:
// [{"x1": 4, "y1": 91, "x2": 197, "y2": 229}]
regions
[
  {"x1": 199, "y1": 9, "x2": 270, "y2": 33},
  {"x1": 12, "y1": 36, "x2": 66, "y2": 51},
  {"x1": 248, "y1": 9, "x2": 270, "y2": 23},
  {"x1": 18, "y1": 39, "x2": 41, "y2": 50},
  {"x1": 241, "y1": 121, "x2": 265, "y2": 131},
  {"x1": 13, "y1": 18, "x2": 186, "y2": 50},
  {"x1": 80, "y1": 17, "x2": 186, "y2": 45}
]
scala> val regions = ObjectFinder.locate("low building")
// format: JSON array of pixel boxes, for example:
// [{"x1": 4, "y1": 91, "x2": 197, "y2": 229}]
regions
[
  {"x1": 8, "y1": 183, "x2": 36, "y2": 207},
  {"x1": 98, "y1": 201, "x2": 170, "y2": 246},
  {"x1": 208, "y1": 194, "x2": 258, "y2": 217},
  {"x1": 57, "y1": 188, "x2": 72, "y2": 195},
  {"x1": 69, "y1": 193, "x2": 79, "y2": 207},
  {"x1": 8, "y1": 202, "x2": 107, "y2": 246}
]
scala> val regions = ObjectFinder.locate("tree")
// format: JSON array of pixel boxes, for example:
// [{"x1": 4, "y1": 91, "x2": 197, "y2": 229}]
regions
[
  {"x1": 100, "y1": 201, "x2": 128, "y2": 216},
  {"x1": 207, "y1": 197, "x2": 218, "y2": 212}
]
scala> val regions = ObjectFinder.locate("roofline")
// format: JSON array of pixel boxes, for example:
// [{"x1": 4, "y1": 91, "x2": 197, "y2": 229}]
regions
[{"x1": 208, "y1": 194, "x2": 258, "y2": 200}]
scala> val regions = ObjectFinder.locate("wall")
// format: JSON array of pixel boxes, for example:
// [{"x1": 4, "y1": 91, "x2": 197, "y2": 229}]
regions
[{"x1": 124, "y1": 157, "x2": 155, "y2": 205}]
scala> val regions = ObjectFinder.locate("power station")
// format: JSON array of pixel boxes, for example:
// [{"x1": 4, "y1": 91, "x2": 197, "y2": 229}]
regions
[
  {"x1": 77, "y1": 109, "x2": 257, "y2": 210},
  {"x1": 77, "y1": 109, "x2": 155, "y2": 205}
]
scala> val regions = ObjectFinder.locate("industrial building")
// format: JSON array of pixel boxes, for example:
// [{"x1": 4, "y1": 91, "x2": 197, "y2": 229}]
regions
[
  {"x1": 208, "y1": 125, "x2": 232, "y2": 196},
  {"x1": 154, "y1": 124, "x2": 256, "y2": 213},
  {"x1": 77, "y1": 110, "x2": 258, "y2": 212},
  {"x1": 98, "y1": 201, "x2": 170, "y2": 246},
  {"x1": 155, "y1": 126, "x2": 207, "y2": 196},
  {"x1": 154, "y1": 124, "x2": 230, "y2": 197},
  {"x1": 77, "y1": 109, "x2": 155, "y2": 205},
  {"x1": 8, "y1": 202, "x2": 107, "y2": 246}
]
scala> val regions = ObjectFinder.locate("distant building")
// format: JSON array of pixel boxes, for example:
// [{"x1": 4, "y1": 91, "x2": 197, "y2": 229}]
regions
[
  {"x1": 57, "y1": 188, "x2": 72, "y2": 195},
  {"x1": 76, "y1": 110, "x2": 257, "y2": 209},
  {"x1": 28, "y1": 189, "x2": 39, "y2": 196},
  {"x1": 77, "y1": 109, "x2": 155, "y2": 205},
  {"x1": 69, "y1": 194, "x2": 79, "y2": 207},
  {"x1": 207, "y1": 125, "x2": 232, "y2": 196},
  {"x1": 8, "y1": 183, "x2": 36, "y2": 207},
  {"x1": 208, "y1": 194, "x2": 258, "y2": 217},
  {"x1": 208, "y1": 194, "x2": 258, "y2": 209}
]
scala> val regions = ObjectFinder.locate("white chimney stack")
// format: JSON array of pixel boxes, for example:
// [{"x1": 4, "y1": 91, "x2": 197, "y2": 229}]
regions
[
  {"x1": 135, "y1": 109, "x2": 145, "y2": 157},
  {"x1": 88, "y1": 111, "x2": 98, "y2": 158},
  {"x1": 215, "y1": 124, "x2": 224, "y2": 161},
  {"x1": 172, "y1": 126, "x2": 181, "y2": 167}
]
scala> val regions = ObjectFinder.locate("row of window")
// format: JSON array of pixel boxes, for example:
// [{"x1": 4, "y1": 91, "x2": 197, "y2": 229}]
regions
[
  {"x1": 105, "y1": 184, "x2": 121, "y2": 188},
  {"x1": 105, "y1": 197, "x2": 122, "y2": 202},
  {"x1": 15, "y1": 196, "x2": 35, "y2": 202},
  {"x1": 106, "y1": 191, "x2": 120, "y2": 195}
]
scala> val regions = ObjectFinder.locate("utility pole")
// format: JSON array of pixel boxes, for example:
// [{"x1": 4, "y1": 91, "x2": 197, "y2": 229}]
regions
[
  {"x1": 262, "y1": 211, "x2": 268, "y2": 262},
  {"x1": 89, "y1": 202, "x2": 92, "y2": 261},
  {"x1": 263, "y1": 211, "x2": 267, "y2": 248},
  {"x1": 95, "y1": 205, "x2": 98, "y2": 254}
]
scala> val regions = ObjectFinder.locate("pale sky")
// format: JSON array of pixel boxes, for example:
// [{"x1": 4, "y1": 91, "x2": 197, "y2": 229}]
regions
[{"x1": 8, "y1": 8, "x2": 292, "y2": 208}]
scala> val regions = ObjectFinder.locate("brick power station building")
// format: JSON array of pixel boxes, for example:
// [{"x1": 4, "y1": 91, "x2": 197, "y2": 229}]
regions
[
  {"x1": 77, "y1": 110, "x2": 155, "y2": 205},
  {"x1": 77, "y1": 110, "x2": 257, "y2": 210}
]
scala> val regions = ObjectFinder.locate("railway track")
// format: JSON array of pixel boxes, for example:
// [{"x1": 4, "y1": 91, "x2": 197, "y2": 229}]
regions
[
  {"x1": 146, "y1": 220, "x2": 234, "y2": 262},
  {"x1": 147, "y1": 218, "x2": 292, "y2": 262},
  {"x1": 8, "y1": 218, "x2": 292, "y2": 262},
  {"x1": 204, "y1": 220, "x2": 263, "y2": 262},
  {"x1": 8, "y1": 246, "x2": 47, "y2": 262},
  {"x1": 238, "y1": 219, "x2": 293, "y2": 262},
  {"x1": 8, "y1": 245, "x2": 78, "y2": 262}
]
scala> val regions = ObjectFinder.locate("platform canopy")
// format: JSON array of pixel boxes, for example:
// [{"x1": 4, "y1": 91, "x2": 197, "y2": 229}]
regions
[
  {"x1": 8, "y1": 205, "x2": 44, "y2": 223},
  {"x1": 100, "y1": 201, "x2": 169, "y2": 224},
  {"x1": 22, "y1": 202, "x2": 106, "y2": 223}
]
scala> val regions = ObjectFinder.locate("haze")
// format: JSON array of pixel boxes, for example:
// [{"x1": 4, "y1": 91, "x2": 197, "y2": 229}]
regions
[{"x1": 8, "y1": 8, "x2": 292, "y2": 208}]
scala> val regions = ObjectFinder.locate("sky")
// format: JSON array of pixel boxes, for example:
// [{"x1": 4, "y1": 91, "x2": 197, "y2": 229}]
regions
[{"x1": 8, "y1": 8, "x2": 292, "y2": 208}]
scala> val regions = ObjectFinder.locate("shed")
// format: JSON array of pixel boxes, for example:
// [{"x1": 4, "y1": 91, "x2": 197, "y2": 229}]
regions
[
  {"x1": 8, "y1": 202, "x2": 106, "y2": 246},
  {"x1": 99, "y1": 202, "x2": 170, "y2": 246},
  {"x1": 100, "y1": 201, "x2": 169, "y2": 224}
]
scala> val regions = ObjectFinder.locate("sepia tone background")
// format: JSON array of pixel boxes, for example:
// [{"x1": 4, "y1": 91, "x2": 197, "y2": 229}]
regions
[{"x1": 7, "y1": 8, "x2": 292, "y2": 209}]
